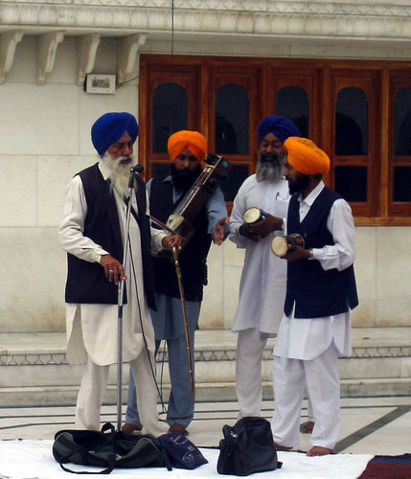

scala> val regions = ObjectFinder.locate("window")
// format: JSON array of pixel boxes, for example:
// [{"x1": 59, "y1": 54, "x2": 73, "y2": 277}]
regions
[
  {"x1": 390, "y1": 77, "x2": 411, "y2": 216},
  {"x1": 276, "y1": 86, "x2": 309, "y2": 138},
  {"x1": 152, "y1": 82, "x2": 188, "y2": 153},
  {"x1": 140, "y1": 55, "x2": 411, "y2": 224},
  {"x1": 329, "y1": 70, "x2": 380, "y2": 218},
  {"x1": 335, "y1": 87, "x2": 368, "y2": 156},
  {"x1": 215, "y1": 84, "x2": 249, "y2": 155}
]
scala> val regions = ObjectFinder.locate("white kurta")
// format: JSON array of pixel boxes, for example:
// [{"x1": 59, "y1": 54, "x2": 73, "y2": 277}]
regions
[
  {"x1": 58, "y1": 163, "x2": 166, "y2": 366},
  {"x1": 229, "y1": 174, "x2": 289, "y2": 335},
  {"x1": 272, "y1": 181, "x2": 357, "y2": 450},
  {"x1": 274, "y1": 181, "x2": 355, "y2": 360}
]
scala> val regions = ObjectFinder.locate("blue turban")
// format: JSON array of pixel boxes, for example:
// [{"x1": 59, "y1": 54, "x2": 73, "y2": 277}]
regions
[
  {"x1": 91, "y1": 112, "x2": 139, "y2": 155},
  {"x1": 257, "y1": 115, "x2": 301, "y2": 144}
]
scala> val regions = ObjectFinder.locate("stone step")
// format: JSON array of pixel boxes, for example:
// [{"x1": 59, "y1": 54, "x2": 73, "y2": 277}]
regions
[
  {"x1": 1, "y1": 328, "x2": 410, "y2": 406},
  {"x1": 1, "y1": 378, "x2": 410, "y2": 408}
]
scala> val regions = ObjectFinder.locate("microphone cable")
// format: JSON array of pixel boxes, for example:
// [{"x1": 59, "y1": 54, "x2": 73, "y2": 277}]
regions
[{"x1": 126, "y1": 226, "x2": 168, "y2": 418}]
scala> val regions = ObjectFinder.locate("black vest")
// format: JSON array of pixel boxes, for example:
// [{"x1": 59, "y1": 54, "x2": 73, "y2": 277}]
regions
[
  {"x1": 284, "y1": 186, "x2": 358, "y2": 318},
  {"x1": 65, "y1": 163, "x2": 156, "y2": 309},
  {"x1": 149, "y1": 178, "x2": 212, "y2": 302}
]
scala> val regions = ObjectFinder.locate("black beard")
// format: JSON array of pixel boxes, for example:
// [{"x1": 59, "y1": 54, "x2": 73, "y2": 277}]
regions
[
  {"x1": 288, "y1": 173, "x2": 310, "y2": 194},
  {"x1": 171, "y1": 163, "x2": 203, "y2": 193}
]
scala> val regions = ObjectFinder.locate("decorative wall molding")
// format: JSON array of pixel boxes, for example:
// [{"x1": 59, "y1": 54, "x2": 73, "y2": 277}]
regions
[
  {"x1": 117, "y1": 33, "x2": 147, "y2": 85},
  {"x1": 0, "y1": 1, "x2": 410, "y2": 84},
  {"x1": 36, "y1": 31, "x2": 64, "y2": 84},
  {"x1": 2, "y1": 345, "x2": 410, "y2": 366},
  {"x1": 77, "y1": 33, "x2": 101, "y2": 85},
  {"x1": 1, "y1": 1, "x2": 410, "y2": 41},
  {"x1": 0, "y1": 31, "x2": 23, "y2": 84}
]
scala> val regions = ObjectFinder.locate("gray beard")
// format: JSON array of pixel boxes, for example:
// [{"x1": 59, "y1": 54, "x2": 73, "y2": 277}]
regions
[
  {"x1": 256, "y1": 152, "x2": 285, "y2": 182},
  {"x1": 101, "y1": 152, "x2": 137, "y2": 198}
]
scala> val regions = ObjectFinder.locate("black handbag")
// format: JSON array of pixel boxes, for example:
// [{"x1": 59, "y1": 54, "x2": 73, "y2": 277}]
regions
[{"x1": 217, "y1": 417, "x2": 282, "y2": 476}]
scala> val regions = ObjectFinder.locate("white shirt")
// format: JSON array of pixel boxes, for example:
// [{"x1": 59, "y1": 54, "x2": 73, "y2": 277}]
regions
[
  {"x1": 58, "y1": 162, "x2": 166, "y2": 366},
  {"x1": 274, "y1": 181, "x2": 356, "y2": 360},
  {"x1": 229, "y1": 174, "x2": 289, "y2": 334}
]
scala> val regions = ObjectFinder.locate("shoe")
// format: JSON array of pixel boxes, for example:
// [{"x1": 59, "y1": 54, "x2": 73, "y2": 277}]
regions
[
  {"x1": 121, "y1": 423, "x2": 142, "y2": 435},
  {"x1": 168, "y1": 423, "x2": 189, "y2": 436},
  {"x1": 300, "y1": 421, "x2": 315, "y2": 434}
]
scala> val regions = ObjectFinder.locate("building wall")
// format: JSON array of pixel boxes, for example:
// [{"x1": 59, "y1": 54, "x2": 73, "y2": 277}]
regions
[{"x1": 0, "y1": 35, "x2": 410, "y2": 333}]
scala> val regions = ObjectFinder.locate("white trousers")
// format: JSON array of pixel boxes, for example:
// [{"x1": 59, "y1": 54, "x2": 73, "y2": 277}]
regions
[
  {"x1": 271, "y1": 343, "x2": 341, "y2": 450},
  {"x1": 75, "y1": 349, "x2": 165, "y2": 436},
  {"x1": 235, "y1": 328, "x2": 269, "y2": 418}
]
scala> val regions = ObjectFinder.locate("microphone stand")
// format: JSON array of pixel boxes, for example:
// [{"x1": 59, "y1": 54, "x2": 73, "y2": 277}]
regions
[{"x1": 116, "y1": 166, "x2": 141, "y2": 432}]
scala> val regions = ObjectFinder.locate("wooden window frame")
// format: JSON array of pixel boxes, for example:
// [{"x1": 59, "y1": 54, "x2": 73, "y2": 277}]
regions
[
  {"x1": 389, "y1": 72, "x2": 411, "y2": 218},
  {"x1": 139, "y1": 55, "x2": 411, "y2": 226}
]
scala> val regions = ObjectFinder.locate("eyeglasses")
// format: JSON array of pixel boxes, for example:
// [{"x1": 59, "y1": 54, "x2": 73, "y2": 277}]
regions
[{"x1": 176, "y1": 154, "x2": 198, "y2": 162}]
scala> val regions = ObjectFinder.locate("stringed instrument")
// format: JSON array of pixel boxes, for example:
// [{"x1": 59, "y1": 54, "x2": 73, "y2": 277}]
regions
[{"x1": 164, "y1": 153, "x2": 230, "y2": 245}]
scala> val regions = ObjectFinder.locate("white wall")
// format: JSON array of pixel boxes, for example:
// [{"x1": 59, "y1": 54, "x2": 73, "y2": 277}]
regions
[
  {"x1": 0, "y1": 35, "x2": 410, "y2": 333},
  {"x1": 199, "y1": 227, "x2": 411, "y2": 331},
  {"x1": 0, "y1": 36, "x2": 140, "y2": 332}
]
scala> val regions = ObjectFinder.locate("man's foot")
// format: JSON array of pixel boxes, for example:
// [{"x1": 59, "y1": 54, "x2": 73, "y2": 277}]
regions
[
  {"x1": 274, "y1": 442, "x2": 293, "y2": 451},
  {"x1": 168, "y1": 423, "x2": 189, "y2": 436},
  {"x1": 300, "y1": 421, "x2": 315, "y2": 434},
  {"x1": 121, "y1": 423, "x2": 142, "y2": 435},
  {"x1": 306, "y1": 446, "x2": 333, "y2": 456}
]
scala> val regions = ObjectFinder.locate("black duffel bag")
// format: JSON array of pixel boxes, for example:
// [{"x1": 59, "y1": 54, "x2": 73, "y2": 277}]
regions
[
  {"x1": 53, "y1": 422, "x2": 208, "y2": 474},
  {"x1": 53, "y1": 422, "x2": 165, "y2": 474},
  {"x1": 217, "y1": 416, "x2": 282, "y2": 476}
]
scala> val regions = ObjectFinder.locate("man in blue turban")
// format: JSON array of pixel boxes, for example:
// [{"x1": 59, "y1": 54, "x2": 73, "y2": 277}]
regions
[
  {"x1": 59, "y1": 112, "x2": 180, "y2": 436},
  {"x1": 257, "y1": 115, "x2": 301, "y2": 145},
  {"x1": 91, "y1": 112, "x2": 139, "y2": 156},
  {"x1": 229, "y1": 115, "x2": 304, "y2": 419}
]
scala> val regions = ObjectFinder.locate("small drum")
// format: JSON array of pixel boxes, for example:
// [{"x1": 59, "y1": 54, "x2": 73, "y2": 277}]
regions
[
  {"x1": 271, "y1": 233, "x2": 305, "y2": 258},
  {"x1": 243, "y1": 207, "x2": 267, "y2": 224}
]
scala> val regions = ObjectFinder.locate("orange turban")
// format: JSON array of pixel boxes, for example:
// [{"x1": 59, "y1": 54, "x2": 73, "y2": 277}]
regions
[
  {"x1": 167, "y1": 130, "x2": 207, "y2": 163},
  {"x1": 284, "y1": 137, "x2": 330, "y2": 175}
]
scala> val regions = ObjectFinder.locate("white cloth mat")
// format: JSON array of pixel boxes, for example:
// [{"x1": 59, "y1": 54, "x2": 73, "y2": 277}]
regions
[{"x1": 0, "y1": 439, "x2": 372, "y2": 479}]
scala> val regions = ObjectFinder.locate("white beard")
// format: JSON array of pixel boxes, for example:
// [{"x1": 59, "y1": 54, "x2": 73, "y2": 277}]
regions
[{"x1": 100, "y1": 152, "x2": 137, "y2": 198}]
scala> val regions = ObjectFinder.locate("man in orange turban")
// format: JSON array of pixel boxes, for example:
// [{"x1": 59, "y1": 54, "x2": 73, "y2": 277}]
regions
[
  {"x1": 124, "y1": 130, "x2": 228, "y2": 436},
  {"x1": 167, "y1": 130, "x2": 208, "y2": 164},
  {"x1": 271, "y1": 137, "x2": 358, "y2": 456}
]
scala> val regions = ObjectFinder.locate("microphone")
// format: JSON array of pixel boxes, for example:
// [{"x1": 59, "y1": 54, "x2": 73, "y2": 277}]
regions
[
  {"x1": 131, "y1": 164, "x2": 144, "y2": 174},
  {"x1": 128, "y1": 164, "x2": 144, "y2": 188}
]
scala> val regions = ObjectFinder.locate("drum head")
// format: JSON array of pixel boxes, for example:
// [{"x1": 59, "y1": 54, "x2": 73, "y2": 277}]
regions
[
  {"x1": 243, "y1": 207, "x2": 261, "y2": 224},
  {"x1": 271, "y1": 236, "x2": 288, "y2": 257}
]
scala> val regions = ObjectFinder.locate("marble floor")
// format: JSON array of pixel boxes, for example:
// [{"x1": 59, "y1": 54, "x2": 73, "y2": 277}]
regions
[{"x1": 1, "y1": 396, "x2": 410, "y2": 456}]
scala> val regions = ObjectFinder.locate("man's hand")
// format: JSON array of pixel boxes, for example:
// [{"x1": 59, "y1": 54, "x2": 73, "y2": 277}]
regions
[
  {"x1": 162, "y1": 234, "x2": 183, "y2": 251},
  {"x1": 284, "y1": 246, "x2": 311, "y2": 262},
  {"x1": 100, "y1": 254, "x2": 126, "y2": 285},
  {"x1": 239, "y1": 223, "x2": 261, "y2": 241},
  {"x1": 213, "y1": 217, "x2": 227, "y2": 245},
  {"x1": 247, "y1": 213, "x2": 283, "y2": 238}
]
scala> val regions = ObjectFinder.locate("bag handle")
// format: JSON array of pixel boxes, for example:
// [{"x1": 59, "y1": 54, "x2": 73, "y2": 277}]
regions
[
  {"x1": 57, "y1": 434, "x2": 116, "y2": 475},
  {"x1": 59, "y1": 461, "x2": 115, "y2": 475}
]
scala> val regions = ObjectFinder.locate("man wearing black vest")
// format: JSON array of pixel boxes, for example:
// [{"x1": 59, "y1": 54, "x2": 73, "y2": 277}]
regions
[
  {"x1": 124, "y1": 130, "x2": 228, "y2": 436},
  {"x1": 58, "y1": 112, "x2": 180, "y2": 436},
  {"x1": 271, "y1": 137, "x2": 358, "y2": 456}
]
